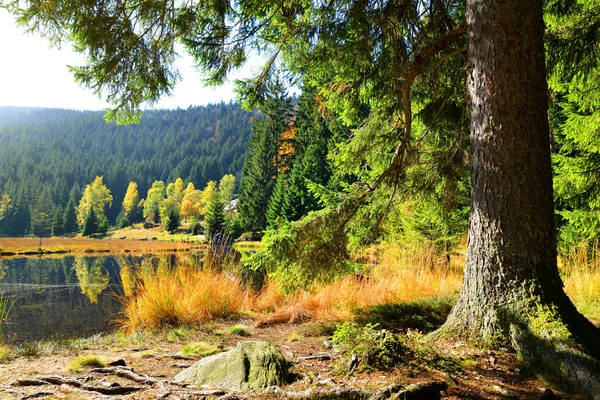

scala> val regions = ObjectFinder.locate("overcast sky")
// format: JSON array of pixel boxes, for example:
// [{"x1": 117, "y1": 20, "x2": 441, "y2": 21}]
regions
[{"x1": 0, "y1": 9, "x2": 263, "y2": 111}]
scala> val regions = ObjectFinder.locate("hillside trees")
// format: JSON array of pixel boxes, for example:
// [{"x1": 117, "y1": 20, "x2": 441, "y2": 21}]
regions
[{"x1": 0, "y1": 105, "x2": 253, "y2": 235}]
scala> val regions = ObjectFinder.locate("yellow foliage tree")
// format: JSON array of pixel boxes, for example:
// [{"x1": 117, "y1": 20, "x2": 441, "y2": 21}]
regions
[
  {"x1": 143, "y1": 181, "x2": 165, "y2": 223},
  {"x1": 180, "y1": 183, "x2": 203, "y2": 220},
  {"x1": 219, "y1": 174, "x2": 236, "y2": 206},
  {"x1": 77, "y1": 176, "x2": 113, "y2": 229},
  {"x1": 121, "y1": 182, "x2": 140, "y2": 225},
  {"x1": 0, "y1": 194, "x2": 12, "y2": 226}
]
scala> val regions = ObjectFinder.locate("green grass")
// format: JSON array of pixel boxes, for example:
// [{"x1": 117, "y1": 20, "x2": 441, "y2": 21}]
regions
[
  {"x1": 228, "y1": 324, "x2": 251, "y2": 336},
  {"x1": 0, "y1": 345, "x2": 14, "y2": 363},
  {"x1": 66, "y1": 355, "x2": 106, "y2": 372},
  {"x1": 167, "y1": 326, "x2": 197, "y2": 342},
  {"x1": 180, "y1": 341, "x2": 221, "y2": 357},
  {"x1": 287, "y1": 331, "x2": 302, "y2": 342}
]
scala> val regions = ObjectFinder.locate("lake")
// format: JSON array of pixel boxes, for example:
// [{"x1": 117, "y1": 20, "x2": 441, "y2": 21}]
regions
[{"x1": 0, "y1": 253, "x2": 202, "y2": 343}]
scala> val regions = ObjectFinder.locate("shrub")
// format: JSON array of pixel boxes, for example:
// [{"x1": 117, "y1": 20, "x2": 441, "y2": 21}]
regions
[{"x1": 332, "y1": 322, "x2": 409, "y2": 372}]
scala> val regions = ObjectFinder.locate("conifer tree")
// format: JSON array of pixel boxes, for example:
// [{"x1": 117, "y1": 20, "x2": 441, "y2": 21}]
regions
[
  {"x1": 238, "y1": 87, "x2": 292, "y2": 231},
  {"x1": 204, "y1": 193, "x2": 225, "y2": 239},
  {"x1": 52, "y1": 205, "x2": 65, "y2": 236},
  {"x1": 64, "y1": 199, "x2": 78, "y2": 234},
  {"x1": 82, "y1": 207, "x2": 99, "y2": 237},
  {"x1": 266, "y1": 175, "x2": 285, "y2": 228}
]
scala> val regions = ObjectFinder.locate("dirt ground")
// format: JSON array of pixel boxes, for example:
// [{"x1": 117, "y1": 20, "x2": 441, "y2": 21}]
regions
[{"x1": 0, "y1": 321, "x2": 585, "y2": 400}]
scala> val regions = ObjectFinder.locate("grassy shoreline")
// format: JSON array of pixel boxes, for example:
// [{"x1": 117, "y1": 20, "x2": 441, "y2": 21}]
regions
[{"x1": 0, "y1": 236, "x2": 206, "y2": 258}]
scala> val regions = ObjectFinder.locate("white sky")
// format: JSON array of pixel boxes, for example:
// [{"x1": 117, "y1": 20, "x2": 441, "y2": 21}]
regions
[{"x1": 0, "y1": 9, "x2": 263, "y2": 111}]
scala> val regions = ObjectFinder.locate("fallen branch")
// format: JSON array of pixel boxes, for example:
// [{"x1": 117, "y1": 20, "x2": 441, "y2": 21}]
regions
[{"x1": 37, "y1": 376, "x2": 142, "y2": 395}]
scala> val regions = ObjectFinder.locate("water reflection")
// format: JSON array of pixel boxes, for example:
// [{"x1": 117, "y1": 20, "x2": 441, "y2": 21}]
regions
[
  {"x1": 0, "y1": 256, "x2": 121, "y2": 343},
  {"x1": 74, "y1": 257, "x2": 110, "y2": 304},
  {"x1": 0, "y1": 253, "x2": 206, "y2": 343}
]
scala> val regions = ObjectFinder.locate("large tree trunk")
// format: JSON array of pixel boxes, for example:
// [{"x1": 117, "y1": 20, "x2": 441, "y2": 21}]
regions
[{"x1": 437, "y1": 0, "x2": 600, "y2": 389}]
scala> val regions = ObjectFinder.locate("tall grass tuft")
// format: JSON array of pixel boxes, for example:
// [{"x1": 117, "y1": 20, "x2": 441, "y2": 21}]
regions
[
  {"x1": 118, "y1": 257, "x2": 246, "y2": 331},
  {"x1": 254, "y1": 242, "x2": 464, "y2": 326},
  {"x1": 560, "y1": 241, "x2": 600, "y2": 321},
  {"x1": 0, "y1": 293, "x2": 15, "y2": 342}
]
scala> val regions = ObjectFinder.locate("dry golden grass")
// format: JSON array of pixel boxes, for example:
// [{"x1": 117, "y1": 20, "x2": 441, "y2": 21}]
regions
[
  {"x1": 254, "y1": 242, "x2": 464, "y2": 326},
  {"x1": 560, "y1": 242, "x2": 600, "y2": 321},
  {"x1": 0, "y1": 237, "x2": 201, "y2": 256},
  {"x1": 119, "y1": 261, "x2": 246, "y2": 332},
  {"x1": 116, "y1": 237, "x2": 600, "y2": 331}
]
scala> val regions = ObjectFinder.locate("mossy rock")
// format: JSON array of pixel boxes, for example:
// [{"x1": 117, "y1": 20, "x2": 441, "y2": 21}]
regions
[{"x1": 174, "y1": 341, "x2": 288, "y2": 391}]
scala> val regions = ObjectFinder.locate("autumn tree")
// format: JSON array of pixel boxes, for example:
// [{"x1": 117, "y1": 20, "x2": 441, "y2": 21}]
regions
[
  {"x1": 160, "y1": 179, "x2": 184, "y2": 232},
  {"x1": 0, "y1": 194, "x2": 12, "y2": 232},
  {"x1": 180, "y1": 182, "x2": 203, "y2": 220},
  {"x1": 218, "y1": 174, "x2": 236, "y2": 207},
  {"x1": 119, "y1": 181, "x2": 140, "y2": 227},
  {"x1": 77, "y1": 176, "x2": 113, "y2": 233},
  {"x1": 143, "y1": 180, "x2": 165, "y2": 223}
]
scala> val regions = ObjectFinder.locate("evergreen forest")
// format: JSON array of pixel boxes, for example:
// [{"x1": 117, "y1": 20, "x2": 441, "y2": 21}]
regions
[{"x1": 0, "y1": 104, "x2": 255, "y2": 236}]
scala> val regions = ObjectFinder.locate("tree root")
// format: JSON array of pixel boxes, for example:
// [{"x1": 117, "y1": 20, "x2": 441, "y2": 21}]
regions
[
  {"x1": 265, "y1": 381, "x2": 447, "y2": 400},
  {"x1": 20, "y1": 392, "x2": 54, "y2": 400},
  {"x1": 510, "y1": 321, "x2": 600, "y2": 400},
  {"x1": 36, "y1": 376, "x2": 142, "y2": 395}
]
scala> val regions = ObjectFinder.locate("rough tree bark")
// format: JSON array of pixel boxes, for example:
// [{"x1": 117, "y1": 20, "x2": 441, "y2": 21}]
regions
[{"x1": 437, "y1": 0, "x2": 600, "y2": 383}]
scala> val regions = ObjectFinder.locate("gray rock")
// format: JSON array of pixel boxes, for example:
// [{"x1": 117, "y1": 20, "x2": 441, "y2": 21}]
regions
[{"x1": 175, "y1": 341, "x2": 288, "y2": 391}]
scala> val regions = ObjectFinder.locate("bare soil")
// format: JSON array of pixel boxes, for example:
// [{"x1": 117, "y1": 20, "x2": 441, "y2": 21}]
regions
[{"x1": 0, "y1": 321, "x2": 586, "y2": 400}]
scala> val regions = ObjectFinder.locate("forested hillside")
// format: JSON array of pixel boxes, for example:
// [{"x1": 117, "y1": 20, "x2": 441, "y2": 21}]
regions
[{"x1": 0, "y1": 104, "x2": 255, "y2": 235}]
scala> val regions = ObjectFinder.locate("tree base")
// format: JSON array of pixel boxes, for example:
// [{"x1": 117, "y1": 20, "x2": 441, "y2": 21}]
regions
[{"x1": 431, "y1": 299, "x2": 600, "y2": 399}]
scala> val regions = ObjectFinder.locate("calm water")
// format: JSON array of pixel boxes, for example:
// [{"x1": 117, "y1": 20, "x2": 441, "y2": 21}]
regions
[{"x1": 0, "y1": 253, "x2": 200, "y2": 343}]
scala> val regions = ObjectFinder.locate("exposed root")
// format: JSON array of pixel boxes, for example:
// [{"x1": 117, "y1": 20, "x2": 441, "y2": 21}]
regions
[
  {"x1": 36, "y1": 375, "x2": 142, "y2": 395},
  {"x1": 265, "y1": 381, "x2": 447, "y2": 400},
  {"x1": 20, "y1": 393, "x2": 54, "y2": 400},
  {"x1": 91, "y1": 366, "x2": 167, "y2": 391}
]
